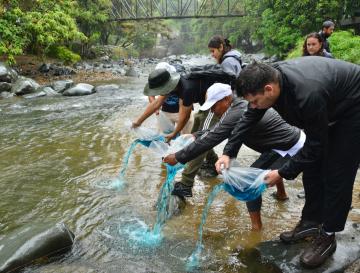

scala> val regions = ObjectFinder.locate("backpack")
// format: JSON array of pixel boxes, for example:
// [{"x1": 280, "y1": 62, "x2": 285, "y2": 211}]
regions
[
  {"x1": 183, "y1": 64, "x2": 236, "y2": 86},
  {"x1": 222, "y1": 54, "x2": 246, "y2": 69}
]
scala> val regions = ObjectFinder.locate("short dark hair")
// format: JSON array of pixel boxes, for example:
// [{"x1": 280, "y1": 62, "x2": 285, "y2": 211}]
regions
[
  {"x1": 235, "y1": 62, "x2": 279, "y2": 97},
  {"x1": 322, "y1": 20, "x2": 334, "y2": 29}
]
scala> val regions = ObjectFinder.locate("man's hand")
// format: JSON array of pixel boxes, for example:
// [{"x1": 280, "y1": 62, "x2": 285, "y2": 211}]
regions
[
  {"x1": 264, "y1": 170, "x2": 283, "y2": 187},
  {"x1": 163, "y1": 153, "x2": 178, "y2": 165},
  {"x1": 215, "y1": 155, "x2": 230, "y2": 173},
  {"x1": 165, "y1": 132, "x2": 177, "y2": 143},
  {"x1": 132, "y1": 121, "x2": 141, "y2": 128}
]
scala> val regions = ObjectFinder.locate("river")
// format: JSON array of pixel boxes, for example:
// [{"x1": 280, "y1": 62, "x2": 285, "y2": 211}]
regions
[{"x1": 0, "y1": 56, "x2": 359, "y2": 273}]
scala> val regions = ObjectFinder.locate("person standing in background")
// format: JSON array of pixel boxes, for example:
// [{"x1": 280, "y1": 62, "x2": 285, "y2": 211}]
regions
[{"x1": 318, "y1": 20, "x2": 335, "y2": 53}]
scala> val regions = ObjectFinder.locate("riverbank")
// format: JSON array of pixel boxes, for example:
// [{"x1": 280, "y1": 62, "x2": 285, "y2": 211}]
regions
[{"x1": 6, "y1": 55, "x2": 140, "y2": 85}]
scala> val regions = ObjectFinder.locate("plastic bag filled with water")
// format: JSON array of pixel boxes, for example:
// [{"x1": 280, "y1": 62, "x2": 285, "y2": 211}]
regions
[
  {"x1": 156, "y1": 111, "x2": 175, "y2": 134},
  {"x1": 149, "y1": 134, "x2": 194, "y2": 157},
  {"x1": 222, "y1": 160, "x2": 268, "y2": 202},
  {"x1": 126, "y1": 120, "x2": 165, "y2": 146}
]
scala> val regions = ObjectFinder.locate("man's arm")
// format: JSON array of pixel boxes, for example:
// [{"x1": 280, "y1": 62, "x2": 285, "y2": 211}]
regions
[
  {"x1": 222, "y1": 107, "x2": 267, "y2": 158},
  {"x1": 174, "y1": 103, "x2": 246, "y2": 163},
  {"x1": 165, "y1": 99, "x2": 192, "y2": 141},
  {"x1": 133, "y1": 95, "x2": 167, "y2": 127},
  {"x1": 148, "y1": 96, "x2": 159, "y2": 115}
]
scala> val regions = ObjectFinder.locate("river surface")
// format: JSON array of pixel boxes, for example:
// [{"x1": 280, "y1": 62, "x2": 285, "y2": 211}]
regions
[{"x1": 1, "y1": 56, "x2": 360, "y2": 273}]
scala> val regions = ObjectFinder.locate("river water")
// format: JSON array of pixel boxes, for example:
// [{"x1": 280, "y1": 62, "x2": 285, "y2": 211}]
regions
[{"x1": 0, "y1": 57, "x2": 360, "y2": 273}]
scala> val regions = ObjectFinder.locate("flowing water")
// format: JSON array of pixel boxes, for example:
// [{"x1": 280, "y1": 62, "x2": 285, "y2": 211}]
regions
[{"x1": 1, "y1": 56, "x2": 360, "y2": 273}]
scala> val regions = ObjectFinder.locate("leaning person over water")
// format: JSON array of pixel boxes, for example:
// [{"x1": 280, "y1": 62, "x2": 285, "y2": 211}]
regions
[
  {"x1": 163, "y1": 83, "x2": 306, "y2": 231},
  {"x1": 135, "y1": 62, "x2": 194, "y2": 135},
  {"x1": 215, "y1": 58, "x2": 360, "y2": 268}
]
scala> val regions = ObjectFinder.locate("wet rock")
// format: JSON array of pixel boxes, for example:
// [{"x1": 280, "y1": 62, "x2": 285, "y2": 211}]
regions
[
  {"x1": 38, "y1": 63, "x2": 51, "y2": 73},
  {"x1": 0, "y1": 63, "x2": 18, "y2": 83},
  {"x1": 0, "y1": 82, "x2": 12, "y2": 92},
  {"x1": 0, "y1": 92, "x2": 14, "y2": 99},
  {"x1": 51, "y1": 80, "x2": 74, "y2": 93},
  {"x1": 11, "y1": 76, "x2": 40, "y2": 95},
  {"x1": 0, "y1": 223, "x2": 74, "y2": 273},
  {"x1": 62, "y1": 83, "x2": 95, "y2": 96},
  {"x1": 24, "y1": 87, "x2": 58, "y2": 99},
  {"x1": 94, "y1": 84, "x2": 120, "y2": 93},
  {"x1": 125, "y1": 67, "x2": 140, "y2": 77},
  {"x1": 244, "y1": 221, "x2": 360, "y2": 273},
  {"x1": 51, "y1": 64, "x2": 76, "y2": 76},
  {"x1": 23, "y1": 91, "x2": 47, "y2": 99}
]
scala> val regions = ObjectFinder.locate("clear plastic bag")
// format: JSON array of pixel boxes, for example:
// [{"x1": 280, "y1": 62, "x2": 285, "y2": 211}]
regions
[
  {"x1": 149, "y1": 134, "x2": 194, "y2": 157},
  {"x1": 126, "y1": 120, "x2": 164, "y2": 143},
  {"x1": 156, "y1": 111, "x2": 175, "y2": 134},
  {"x1": 222, "y1": 160, "x2": 268, "y2": 202}
]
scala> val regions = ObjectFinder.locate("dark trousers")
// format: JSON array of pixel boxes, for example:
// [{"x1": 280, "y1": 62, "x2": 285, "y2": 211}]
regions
[
  {"x1": 246, "y1": 151, "x2": 291, "y2": 212},
  {"x1": 302, "y1": 113, "x2": 360, "y2": 232}
]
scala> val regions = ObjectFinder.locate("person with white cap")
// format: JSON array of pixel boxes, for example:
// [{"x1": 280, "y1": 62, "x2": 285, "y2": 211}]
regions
[
  {"x1": 133, "y1": 62, "x2": 194, "y2": 135},
  {"x1": 164, "y1": 82, "x2": 306, "y2": 231}
]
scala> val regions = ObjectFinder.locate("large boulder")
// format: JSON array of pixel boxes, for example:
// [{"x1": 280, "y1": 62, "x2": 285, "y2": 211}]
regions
[
  {"x1": 23, "y1": 87, "x2": 58, "y2": 99},
  {"x1": 11, "y1": 76, "x2": 40, "y2": 95},
  {"x1": 62, "y1": 83, "x2": 95, "y2": 96},
  {"x1": 125, "y1": 66, "x2": 140, "y2": 77},
  {"x1": 0, "y1": 223, "x2": 74, "y2": 273},
  {"x1": 0, "y1": 63, "x2": 18, "y2": 83},
  {"x1": 51, "y1": 80, "x2": 74, "y2": 93},
  {"x1": 0, "y1": 92, "x2": 14, "y2": 99}
]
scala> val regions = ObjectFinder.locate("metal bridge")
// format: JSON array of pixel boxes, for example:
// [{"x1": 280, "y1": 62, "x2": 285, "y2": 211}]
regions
[{"x1": 111, "y1": 0, "x2": 245, "y2": 21}]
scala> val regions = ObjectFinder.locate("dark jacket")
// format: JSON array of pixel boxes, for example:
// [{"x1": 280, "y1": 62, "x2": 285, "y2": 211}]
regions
[
  {"x1": 319, "y1": 31, "x2": 331, "y2": 53},
  {"x1": 175, "y1": 98, "x2": 300, "y2": 163},
  {"x1": 223, "y1": 57, "x2": 360, "y2": 180}
]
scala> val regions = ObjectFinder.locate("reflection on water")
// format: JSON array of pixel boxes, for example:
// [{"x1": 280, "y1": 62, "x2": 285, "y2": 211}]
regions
[{"x1": 1, "y1": 59, "x2": 360, "y2": 272}]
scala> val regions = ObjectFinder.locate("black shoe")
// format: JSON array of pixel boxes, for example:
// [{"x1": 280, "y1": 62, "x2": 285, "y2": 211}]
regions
[
  {"x1": 171, "y1": 182, "x2": 192, "y2": 199},
  {"x1": 198, "y1": 161, "x2": 218, "y2": 178},
  {"x1": 280, "y1": 220, "x2": 320, "y2": 244},
  {"x1": 300, "y1": 229, "x2": 336, "y2": 268}
]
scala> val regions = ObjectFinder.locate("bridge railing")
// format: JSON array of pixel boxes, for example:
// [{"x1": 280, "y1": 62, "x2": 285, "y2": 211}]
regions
[{"x1": 111, "y1": 0, "x2": 245, "y2": 21}]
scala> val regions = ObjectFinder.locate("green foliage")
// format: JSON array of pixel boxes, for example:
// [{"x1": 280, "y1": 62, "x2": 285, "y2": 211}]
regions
[
  {"x1": 286, "y1": 30, "x2": 360, "y2": 64},
  {"x1": 286, "y1": 38, "x2": 304, "y2": 59},
  {"x1": 48, "y1": 46, "x2": 81, "y2": 64},
  {"x1": 0, "y1": 7, "x2": 27, "y2": 64},
  {"x1": 329, "y1": 30, "x2": 360, "y2": 64},
  {"x1": 256, "y1": 0, "x2": 360, "y2": 58},
  {"x1": 24, "y1": 8, "x2": 87, "y2": 55}
]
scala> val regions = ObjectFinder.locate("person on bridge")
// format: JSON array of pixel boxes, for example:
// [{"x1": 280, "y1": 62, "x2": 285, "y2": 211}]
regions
[
  {"x1": 215, "y1": 57, "x2": 360, "y2": 268},
  {"x1": 163, "y1": 82, "x2": 305, "y2": 231}
]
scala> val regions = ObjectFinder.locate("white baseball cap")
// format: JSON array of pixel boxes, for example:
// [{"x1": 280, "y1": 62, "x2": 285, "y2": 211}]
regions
[
  {"x1": 199, "y1": 83, "x2": 232, "y2": 111},
  {"x1": 155, "y1": 62, "x2": 177, "y2": 73}
]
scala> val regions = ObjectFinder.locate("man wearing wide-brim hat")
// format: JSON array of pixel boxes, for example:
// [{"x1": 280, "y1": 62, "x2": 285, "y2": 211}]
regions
[{"x1": 133, "y1": 66, "x2": 234, "y2": 183}]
